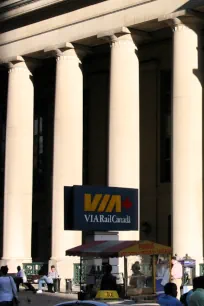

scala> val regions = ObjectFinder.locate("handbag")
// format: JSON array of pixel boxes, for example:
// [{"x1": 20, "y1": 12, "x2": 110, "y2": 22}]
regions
[{"x1": 9, "y1": 277, "x2": 20, "y2": 305}]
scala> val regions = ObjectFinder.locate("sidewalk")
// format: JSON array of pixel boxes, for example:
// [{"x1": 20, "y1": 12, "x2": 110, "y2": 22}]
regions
[{"x1": 18, "y1": 291, "x2": 77, "y2": 306}]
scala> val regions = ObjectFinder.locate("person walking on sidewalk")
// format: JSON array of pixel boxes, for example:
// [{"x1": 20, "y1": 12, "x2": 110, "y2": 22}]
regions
[
  {"x1": 171, "y1": 256, "x2": 183, "y2": 300},
  {"x1": 189, "y1": 276, "x2": 204, "y2": 306},
  {"x1": 0, "y1": 266, "x2": 18, "y2": 306}
]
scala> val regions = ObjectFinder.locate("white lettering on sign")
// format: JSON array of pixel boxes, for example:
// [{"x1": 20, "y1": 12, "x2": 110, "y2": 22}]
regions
[
  {"x1": 84, "y1": 215, "x2": 91, "y2": 222},
  {"x1": 84, "y1": 214, "x2": 131, "y2": 223}
]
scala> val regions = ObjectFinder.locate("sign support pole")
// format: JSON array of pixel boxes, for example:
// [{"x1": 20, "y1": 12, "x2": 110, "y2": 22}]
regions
[
  {"x1": 124, "y1": 256, "x2": 128, "y2": 297},
  {"x1": 152, "y1": 255, "x2": 156, "y2": 294},
  {"x1": 80, "y1": 257, "x2": 82, "y2": 292}
]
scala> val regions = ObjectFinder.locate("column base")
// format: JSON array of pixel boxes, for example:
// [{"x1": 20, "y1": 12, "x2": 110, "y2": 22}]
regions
[{"x1": 0, "y1": 258, "x2": 32, "y2": 273}]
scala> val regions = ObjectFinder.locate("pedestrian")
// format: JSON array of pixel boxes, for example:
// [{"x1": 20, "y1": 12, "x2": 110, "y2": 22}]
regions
[
  {"x1": 188, "y1": 276, "x2": 204, "y2": 306},
  {"x1": 158, "y1": 282, "x2": 182, "y2": 306},
  {"x1": 0, "y1": 265, "x2": 18, "y2": 306},
  {"x1": 180, "y1": 276, "x2": 201, "y2": 306},
  {"x1": 171, "y1": 256, "x2": 183, "y2": 300}
]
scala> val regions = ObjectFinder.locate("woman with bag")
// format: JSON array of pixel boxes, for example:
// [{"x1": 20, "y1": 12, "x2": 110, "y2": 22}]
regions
[{"x1": 0, "y1": 266, "x2": 18, "y2": 306}]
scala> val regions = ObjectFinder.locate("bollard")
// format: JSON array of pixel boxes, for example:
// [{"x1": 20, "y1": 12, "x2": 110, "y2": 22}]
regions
[{"x1": 65, "y1": 279, "x2": 72, "y2": 293}]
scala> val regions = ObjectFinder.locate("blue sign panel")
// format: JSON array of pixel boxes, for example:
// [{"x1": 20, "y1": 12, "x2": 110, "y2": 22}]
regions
[{"x1": 64, "y1": 185, "x2": 138, "y2": 231}]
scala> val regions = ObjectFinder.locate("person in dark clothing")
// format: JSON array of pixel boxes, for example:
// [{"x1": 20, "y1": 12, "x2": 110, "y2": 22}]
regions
[
  {"x1": 158, "y1": 282, "x2": 182, "y2": 306},
  {"x1": 180, "y1": 277, "x2": 201, "y2": 306},
  {"x1": 100, "y1": 264, "x2": 117, "y2": 291},
  {"x1": 14, "y1": 266, "x2": 35, "y2": 292}
]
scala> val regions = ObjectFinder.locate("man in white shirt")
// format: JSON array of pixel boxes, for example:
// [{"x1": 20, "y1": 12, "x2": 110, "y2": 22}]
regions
[
  {"x1": 16, "y1": 266, "x2": 27, "y2": 282},
  {"x1": 15, "y1": 266, "x2": 35, "y2": 292},
  {"x1": 15, "y1": 266, "x2": 26, "y2": 292},
  {"x1": 171, "y1": 257, "x2": 183, "y2": 300}
]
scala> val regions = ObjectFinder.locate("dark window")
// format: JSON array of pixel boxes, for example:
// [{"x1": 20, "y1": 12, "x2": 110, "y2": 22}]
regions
[
  {"x1": 33, "y1": 116, "x2": 44, "y2": 191},
  {"x1": 31, "y1": 222, "x2": 38, "y2": 260},
  {"x1": 0, "y1": 122, "x2": 6, "y2": 196},
  {"x1": 83, "y1": 89, "x2": 89, "y2": 185},
  {"x1": 160, "y1": 70, "x2": 172, "y2": 182},
  {"x1": 82, "y1": 89, "x2": 90, "y2": 244},
  {"x1": 168, "y1": 214, "x2": 171, "y2": 246},
  {"x1": 0, "y1": 87, "x2": 7, "y2": 198}
]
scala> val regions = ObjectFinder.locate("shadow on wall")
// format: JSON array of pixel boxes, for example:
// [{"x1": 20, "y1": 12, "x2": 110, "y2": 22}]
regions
[{"x1": 0, "y1": 0, "x2": 108, "y2": 33}]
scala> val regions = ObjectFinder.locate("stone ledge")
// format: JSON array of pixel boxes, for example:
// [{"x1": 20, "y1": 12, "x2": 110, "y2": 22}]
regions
[
  {"x1": 0, "y1": 0, "x2": 195, "y2": 62},
  {"x1": 0, "y1": 0, "x2": 41, "y2": 13},
  {"x1": 0, "y1": 0, "x2": 154, "y2": 22},
  {"x1": 0, "y1": 0, "x2": 157, "y2": 49}
]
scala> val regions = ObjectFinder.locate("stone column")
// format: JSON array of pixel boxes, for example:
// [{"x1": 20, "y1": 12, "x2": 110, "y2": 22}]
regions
[
  {"x1": 172, "y1": 19, "x2": 203, "y2": 266},
  {"x1": 1, "y1": 57, "x2": 34, "y2": 271},
  {"x1": 50, "y1": 44, "x2": 82, "y2": 278},
  {"x1": 108, "y1": 28, "x2": 140, "y2": 241}
]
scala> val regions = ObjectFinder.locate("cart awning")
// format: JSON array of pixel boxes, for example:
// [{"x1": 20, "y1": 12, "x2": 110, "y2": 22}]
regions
[{"x1": 66, "y1": 240, "x2": 172, "y2": 258}]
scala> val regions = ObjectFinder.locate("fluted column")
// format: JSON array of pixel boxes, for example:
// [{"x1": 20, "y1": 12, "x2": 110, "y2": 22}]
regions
[
  {"x1": 108, "y1": 29, "x2": 139, "y2": 241},
  {"x1": 2, "y1": 57, "x2": 34, "y2": 271},
  {"x1": 51, "y1": 44, "x2": 82, "y2": 276},
  {"x1": 172, "y1": 19, "x2": 203, "y2": 267}
]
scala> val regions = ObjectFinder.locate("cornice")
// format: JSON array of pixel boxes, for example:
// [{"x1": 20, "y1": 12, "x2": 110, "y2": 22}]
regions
[
  {"x1": 0, "y1": 0, "x2": 155, "y2": 22},
  {"x1": 0, "y1": 0, "x2": 79, "y2": 20},
  {"x1": 0, "y1": 0, "x2": 41, "y2": 13}
]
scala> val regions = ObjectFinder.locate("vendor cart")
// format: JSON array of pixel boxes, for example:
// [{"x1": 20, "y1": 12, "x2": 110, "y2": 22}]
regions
[{"x1": 66, "y1": 240, "x2": 172, "y2": 299}]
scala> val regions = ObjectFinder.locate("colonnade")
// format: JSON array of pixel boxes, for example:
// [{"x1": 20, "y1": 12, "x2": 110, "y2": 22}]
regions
[{"x1": 0, "y1": 18, "x2": 203, "y2": 275}]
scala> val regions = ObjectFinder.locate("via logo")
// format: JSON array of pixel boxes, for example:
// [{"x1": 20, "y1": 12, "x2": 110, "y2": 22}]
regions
[{"x1": 84, "y1": 193, "x2": 132, "y2": 213}]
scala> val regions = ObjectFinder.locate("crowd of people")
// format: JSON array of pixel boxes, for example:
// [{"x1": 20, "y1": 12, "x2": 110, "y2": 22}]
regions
[
  {"x1": 99, "y1": 262, "x2": 204, "y2": 306},
  {"x1": 158, "y1": 276, "x2": 204, "y2": 306},
  {"x1": 0, "y1": 261, "x2": 204, "y2": 306}
]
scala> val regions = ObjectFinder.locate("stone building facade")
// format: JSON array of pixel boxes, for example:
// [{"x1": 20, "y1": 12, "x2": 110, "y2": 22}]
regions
[{"x1": 0, "y1": 0, "x2": 203, "y2": 279}]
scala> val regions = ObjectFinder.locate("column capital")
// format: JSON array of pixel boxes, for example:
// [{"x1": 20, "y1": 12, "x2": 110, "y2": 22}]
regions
[
  {"x1": 44, "y1": 42, "x2": 89, "y2": 61},
  {"x1": 169, "y1": 17, "x2": 203, "y2": 33},
  {"x1": 159, "y1": 10, "x2": 204, "y2": 32},
  {"x1": 98, "y1": 27, "x2": 131, "y2": 42},
  {"x1": 0, "y1": 56, "x2": 41, "y2": 73},
  {"x1": 97, "y1": 27, "x2": 137, "y2": 49},
  {"x1": 98, "y1": 26, "x2": 130, "y2": 39}
]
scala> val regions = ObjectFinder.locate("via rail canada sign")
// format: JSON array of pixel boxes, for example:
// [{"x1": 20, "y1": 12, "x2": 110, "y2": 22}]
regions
[{"x1": 64, "y1": 185, "x2": 138, "y2": 231}]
